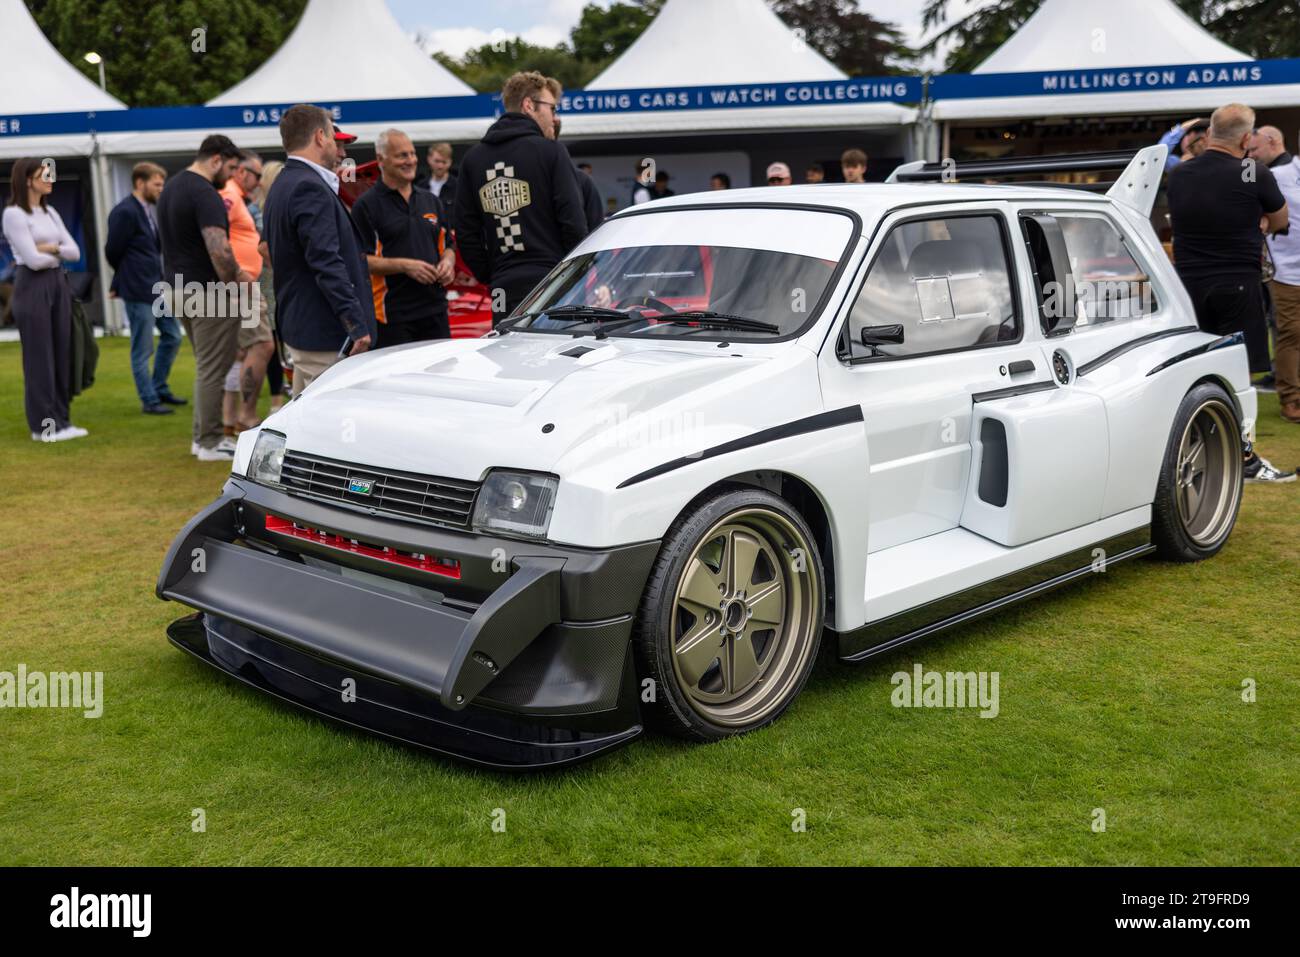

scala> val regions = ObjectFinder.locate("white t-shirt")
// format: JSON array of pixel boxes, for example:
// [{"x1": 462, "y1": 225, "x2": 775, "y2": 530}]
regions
[{"x1": 1267, "y1": 157, "x2": 1300, "y2": 285}]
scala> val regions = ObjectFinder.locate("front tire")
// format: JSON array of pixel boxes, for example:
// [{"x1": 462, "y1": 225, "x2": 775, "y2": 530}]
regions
[
  {"x1": 633, "y1": 488, "x2": 825, "y2": 741},
  {"x1": 1151, "y1": 382, "x2": 1243, "y2": 561}
]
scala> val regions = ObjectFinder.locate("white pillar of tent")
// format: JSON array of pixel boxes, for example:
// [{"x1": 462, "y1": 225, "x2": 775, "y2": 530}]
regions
[
  {"x1": 913, "y1": 100, "x2": 941, "y2": 164},
  {"x1": 88, "y1": 134, "x2": 120, "y2": 335}
]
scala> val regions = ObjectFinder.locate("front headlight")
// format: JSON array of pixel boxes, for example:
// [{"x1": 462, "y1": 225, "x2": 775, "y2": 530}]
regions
[
  {"x1": 248, "y1": 430, "x2": 286, "y2": 485},
  {"x1": 472, "y1": 470, "x2": 558, "y2": 539}
]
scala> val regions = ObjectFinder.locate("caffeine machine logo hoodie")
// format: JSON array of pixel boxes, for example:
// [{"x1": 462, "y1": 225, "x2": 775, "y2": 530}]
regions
[{"x1": 453, "y1": 112, "x2": 590, "y2": 295}]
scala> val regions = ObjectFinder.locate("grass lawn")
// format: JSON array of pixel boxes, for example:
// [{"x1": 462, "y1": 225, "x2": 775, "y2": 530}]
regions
[{"x1": 0, "y1": 336, "x2": 1297, "y2": 866}]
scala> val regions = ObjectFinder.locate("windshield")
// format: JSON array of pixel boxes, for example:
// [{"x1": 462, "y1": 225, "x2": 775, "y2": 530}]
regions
[{"x1": 510, "y1": 206, "x2": 854, "y2": 340}]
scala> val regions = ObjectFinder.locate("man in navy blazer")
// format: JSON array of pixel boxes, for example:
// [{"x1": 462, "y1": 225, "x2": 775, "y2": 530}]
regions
[
  {"x1": 105, "y1": 161, "x2": 186, "y2": 414},
  {"x1": 264, "y1": 104, "x2": 376, "y2": 395}
]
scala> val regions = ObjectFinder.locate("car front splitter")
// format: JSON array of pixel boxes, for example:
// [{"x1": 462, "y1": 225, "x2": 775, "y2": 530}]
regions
[
  {"x1": 168, "y1": 613, "x2": 642, "y2": 770},
  {"x1": 157, "y1": 481, "x2": 659, "y2": 768}
]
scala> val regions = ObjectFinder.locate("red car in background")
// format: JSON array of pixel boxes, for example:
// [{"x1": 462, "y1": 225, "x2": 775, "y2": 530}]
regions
[{"x1": 341, "y1": 159, "x2": 493, "y2": 338}]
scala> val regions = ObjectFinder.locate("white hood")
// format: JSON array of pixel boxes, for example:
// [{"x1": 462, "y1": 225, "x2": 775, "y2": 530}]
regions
[{"x1": 263, "y1": 333, "x2": 822, "y2": 485}]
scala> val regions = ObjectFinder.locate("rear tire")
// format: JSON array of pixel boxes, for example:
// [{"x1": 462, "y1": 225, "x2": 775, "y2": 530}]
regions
[
  {"x1": 633, "y1": 488, "x2": 825, "y2": 742},
  {"x1": 1151, "y1": 382, "x2": 1243, "y2": 562}
]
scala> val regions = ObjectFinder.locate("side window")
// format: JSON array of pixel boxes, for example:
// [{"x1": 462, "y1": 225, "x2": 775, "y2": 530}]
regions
[
  {"x1": 844, "y1": 215, "x2": 1019, "y2": 360},
  {"x1": 1056, "y1": 213, "x2": 1159, "y2": 325}
]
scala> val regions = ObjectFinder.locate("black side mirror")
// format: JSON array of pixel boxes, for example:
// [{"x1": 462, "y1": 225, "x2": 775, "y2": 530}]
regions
[
  {"x1": 860, "y1": 324, "x2": 904, "y2": 356},
  {"x1": 861, "y1": 324, "x2": 904, "y2": 345}
]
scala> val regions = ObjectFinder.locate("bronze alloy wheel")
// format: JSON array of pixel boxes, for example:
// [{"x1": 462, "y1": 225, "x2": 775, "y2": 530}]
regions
[
  {"x1": 1174, "y1": 399, "x2": 1240, "y2": 547},
  {"x1": 668, "y1": 507, "x2": 821, "y2": 728}
]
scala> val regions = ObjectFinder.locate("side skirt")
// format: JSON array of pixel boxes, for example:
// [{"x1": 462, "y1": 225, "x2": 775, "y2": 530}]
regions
[{"x1": 835, "y1": 527, "x2": 1153, "y2": 662}]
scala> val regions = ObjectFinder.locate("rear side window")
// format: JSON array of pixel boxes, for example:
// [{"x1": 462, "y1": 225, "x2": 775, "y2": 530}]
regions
[
  {"x1": 844, "y1": 214, "x2": 1019, "y2": 360},
  {"x1": 1056, "y1": 213, "x2": 1159, "y2": 324}
]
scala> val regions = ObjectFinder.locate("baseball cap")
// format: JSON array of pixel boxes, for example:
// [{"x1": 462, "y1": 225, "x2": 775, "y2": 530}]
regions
[
  {"x1": 766, "y1": 162, "x2": 791, "y2": 180},
  {"x1": 334, "y1": 128, "x2": 358, "y2": 145}
]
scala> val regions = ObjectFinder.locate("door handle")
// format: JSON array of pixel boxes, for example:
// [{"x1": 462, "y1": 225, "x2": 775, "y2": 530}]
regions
[{"x1": 1008, "y1": 359, "x2": 1035, "y2": 376}]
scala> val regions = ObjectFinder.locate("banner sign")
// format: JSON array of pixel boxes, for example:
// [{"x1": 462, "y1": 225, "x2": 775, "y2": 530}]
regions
[
  {"x1": 0, "y1": 75, "x2": 920, "y2": 140},
  {"x1": 0, "y1": 94, "x2": 490, "y2": 139},
  {"x1": 930, "y1": 57, "x2": 1300, "y2": 100},
  {"x1": 559, "y1": 77, "x2": 921, "y2": 114},
  {"x1": 7, "y1": 57, "x2": 1296, "y2": 139}
]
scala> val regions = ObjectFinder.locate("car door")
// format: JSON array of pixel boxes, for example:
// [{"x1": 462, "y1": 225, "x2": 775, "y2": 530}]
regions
[
  {"x1": 1007, "y1": 204, "x2": 1176, "y2": 523},
  {"x1": 819, "y1": 206, "x2": 1049, "y2": 554}
]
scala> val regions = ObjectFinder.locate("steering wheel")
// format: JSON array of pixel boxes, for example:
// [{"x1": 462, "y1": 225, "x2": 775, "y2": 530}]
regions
[{"x1": 614, "y1": 295, "x2": 678, "y2": 317}]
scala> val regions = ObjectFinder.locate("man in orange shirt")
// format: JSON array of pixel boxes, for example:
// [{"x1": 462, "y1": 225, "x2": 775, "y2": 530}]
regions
[{"x1": 220, "y1": 150, "x2": 274, "y2": 431}]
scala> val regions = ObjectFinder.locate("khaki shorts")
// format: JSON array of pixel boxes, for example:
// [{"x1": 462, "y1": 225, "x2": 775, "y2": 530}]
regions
[
  {"x1": 287, "y1": 347, "x2": 341, "y2": 396},
  {"x1": 238, "y1": 294, "x2": 273, "y2": 350}
]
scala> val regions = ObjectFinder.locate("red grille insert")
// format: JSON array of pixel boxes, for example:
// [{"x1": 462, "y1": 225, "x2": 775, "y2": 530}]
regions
[{"x1": 264, "y1": 514, "x2": 461, "y2": 579}]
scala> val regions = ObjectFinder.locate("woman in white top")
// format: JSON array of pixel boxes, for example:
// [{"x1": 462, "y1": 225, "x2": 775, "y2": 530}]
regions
[{"x1": 2, "y1": 156, "x2": 85, "y2": 441}]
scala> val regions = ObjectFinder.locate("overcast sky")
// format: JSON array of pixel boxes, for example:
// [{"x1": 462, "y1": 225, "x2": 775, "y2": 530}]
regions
[{"x1": 385, "y1": 0, "x2": 969, "y2": 63}]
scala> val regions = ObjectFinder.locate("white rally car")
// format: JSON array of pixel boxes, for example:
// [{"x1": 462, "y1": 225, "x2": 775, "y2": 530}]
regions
[{"x1": 158, "y1": 146, "x2": 1255, "y2": 768}]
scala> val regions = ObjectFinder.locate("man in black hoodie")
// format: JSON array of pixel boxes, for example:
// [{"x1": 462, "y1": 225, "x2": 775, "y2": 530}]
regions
[{"x1": 455, "y1": 71, "x2": 589, "y2": 324}]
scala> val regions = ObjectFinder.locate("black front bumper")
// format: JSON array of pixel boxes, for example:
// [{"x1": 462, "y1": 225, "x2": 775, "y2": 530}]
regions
[{"x1": 157, "y1": 479, "x2": 660, "y2": 769}]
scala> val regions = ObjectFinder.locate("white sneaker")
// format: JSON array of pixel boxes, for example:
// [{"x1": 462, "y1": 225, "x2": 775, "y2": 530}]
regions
[
  {"x1": 216, "y1": 436, "x2": 238, "y2": 454},
  {"x1": 50, "y1": 426, "x2": 86, "y2": 441},
  {"x1": 194, "y1": 444, "x2": 235, "y2": 462},
  {"x1": 1245, "y1": 455, "x2": 1297, "y2": 483},
  {"x1": 62, "y1": 425, "x2": 88, "y2": 438},
  {"x1": 191, "y1": 441, "x2": 200, "y2": 455}
]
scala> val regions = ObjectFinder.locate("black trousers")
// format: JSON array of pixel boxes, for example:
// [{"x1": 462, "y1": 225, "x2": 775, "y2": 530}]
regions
[
  {"x1": 1178, "y1": 273, "x2": 1272, "y2": 374},
  {"x1": 490, "y1": 278, "x2": 544, "y2": 329},
  {"x1": 12, "y1": 265, "x2": 73, "y2": 434},
  {"x1": 376, "y1": 309, "x2": 451, "y2": 347}
]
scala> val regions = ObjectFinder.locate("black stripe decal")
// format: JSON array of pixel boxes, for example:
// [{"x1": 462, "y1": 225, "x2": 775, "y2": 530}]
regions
[
  {"x1": 616, "y1": 405, "x2": 864, "y2": 489},
  {"x1": 1076, "y1": 325, "x2": 1200, "y2": 377},
  {"x1": 971, "y1": 380, "x2": 1057, "y2": 403},
  {"x1": 1146, "y1": 332, "x2": 1243, "y2": 377}
]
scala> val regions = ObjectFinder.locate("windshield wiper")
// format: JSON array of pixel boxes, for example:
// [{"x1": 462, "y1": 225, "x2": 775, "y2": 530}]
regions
[
  {"x1": 524, "y1": 304, "x2": 631, "y2": 320},
  {"x1": 516, "y1": 304, "x2": 645, "y2": 338},
  {"x1": 657, "y1": 311, "x2": 781, "y2": 334}
]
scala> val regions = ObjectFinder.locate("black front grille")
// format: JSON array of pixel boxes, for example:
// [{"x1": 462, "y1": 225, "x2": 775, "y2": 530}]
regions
[{"x1": 279, "y1": 451, "x2": 479, "y2": 529}]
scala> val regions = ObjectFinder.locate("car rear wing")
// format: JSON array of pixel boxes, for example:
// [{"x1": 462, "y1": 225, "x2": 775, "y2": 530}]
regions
[{"x1": 887, "y1": 146, "x2": 1169, "y2": 217}]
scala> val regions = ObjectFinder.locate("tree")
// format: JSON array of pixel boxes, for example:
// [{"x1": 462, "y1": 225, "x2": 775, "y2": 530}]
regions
[
  {"x1": 919, "y1": 0, "x2": 1040, "y2": 73},
  {"x1": 921, "y1": 0, "x2": 1300, "y2": 73},
  {"x1": 435, "y1": 2, "x2": 663, "y2": 94},
  {"x1": 434, "y1": 41, "x2": 599, "y2": 95},
  {"x1": 570, "y1": 1, "x2": 662, "y2": 63},
  {"x1": 1200, "y1": 0, "x2": 1300, "y2": 61},
  {"x1": 770, "y1": 0, "x2": 915, "y2": 75},
  {"x1": 26, "y1": 0, "x2": 307, "y2": 107},
  {"x1": 436, "y1": 0, "x2": 916, "y2": 90}
]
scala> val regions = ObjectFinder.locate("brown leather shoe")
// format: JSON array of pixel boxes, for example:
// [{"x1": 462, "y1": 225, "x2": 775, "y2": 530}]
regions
[{"x1": 1282, "y1": 402, "x2": 1300, "y2": 424}]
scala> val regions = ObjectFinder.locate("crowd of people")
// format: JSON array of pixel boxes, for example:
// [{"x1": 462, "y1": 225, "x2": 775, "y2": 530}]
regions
[
  {"x1": 1, "y1": 75, "x2": 1295, "y2": 475},
  {"x1": 1163, "y1": 102, "x2": 1299, "y2": 481}
]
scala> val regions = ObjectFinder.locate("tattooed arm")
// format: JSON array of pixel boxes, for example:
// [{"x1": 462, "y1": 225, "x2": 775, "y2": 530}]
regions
[{"x1": 201, "y1": 225, "x2": 245, "y2": 283}]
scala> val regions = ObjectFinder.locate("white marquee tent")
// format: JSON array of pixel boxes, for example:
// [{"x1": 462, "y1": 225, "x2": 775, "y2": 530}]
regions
[
  {"x1": 931, "y1": 0, "x2": 1292, "y2": 121},
  {"x1": 567, "y1": 0, "x2": 915, "y2": 137},
  {"x1": 0, "y1": 0, "x2": 126, "y2": 160},
  {"x1": 208, "y1": 0, "x2": 471, "y2": 106},
  {"x1": 102, "y1": 0, "x2": 482, "y2": 157}
]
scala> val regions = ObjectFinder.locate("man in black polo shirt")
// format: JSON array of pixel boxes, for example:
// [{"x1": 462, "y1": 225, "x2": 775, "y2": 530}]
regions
[
  {"x1": 1167, "y1": 102, "x2": 1295, "y2": 483},
  {"x1": 352, "y1": 128, "x2": 457, "y2": 347}
]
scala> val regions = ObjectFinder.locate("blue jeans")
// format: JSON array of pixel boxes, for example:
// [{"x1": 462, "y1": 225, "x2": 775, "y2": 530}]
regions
[{"x1": 125, "y1": 299, "x2": 181, "y2": 406}]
